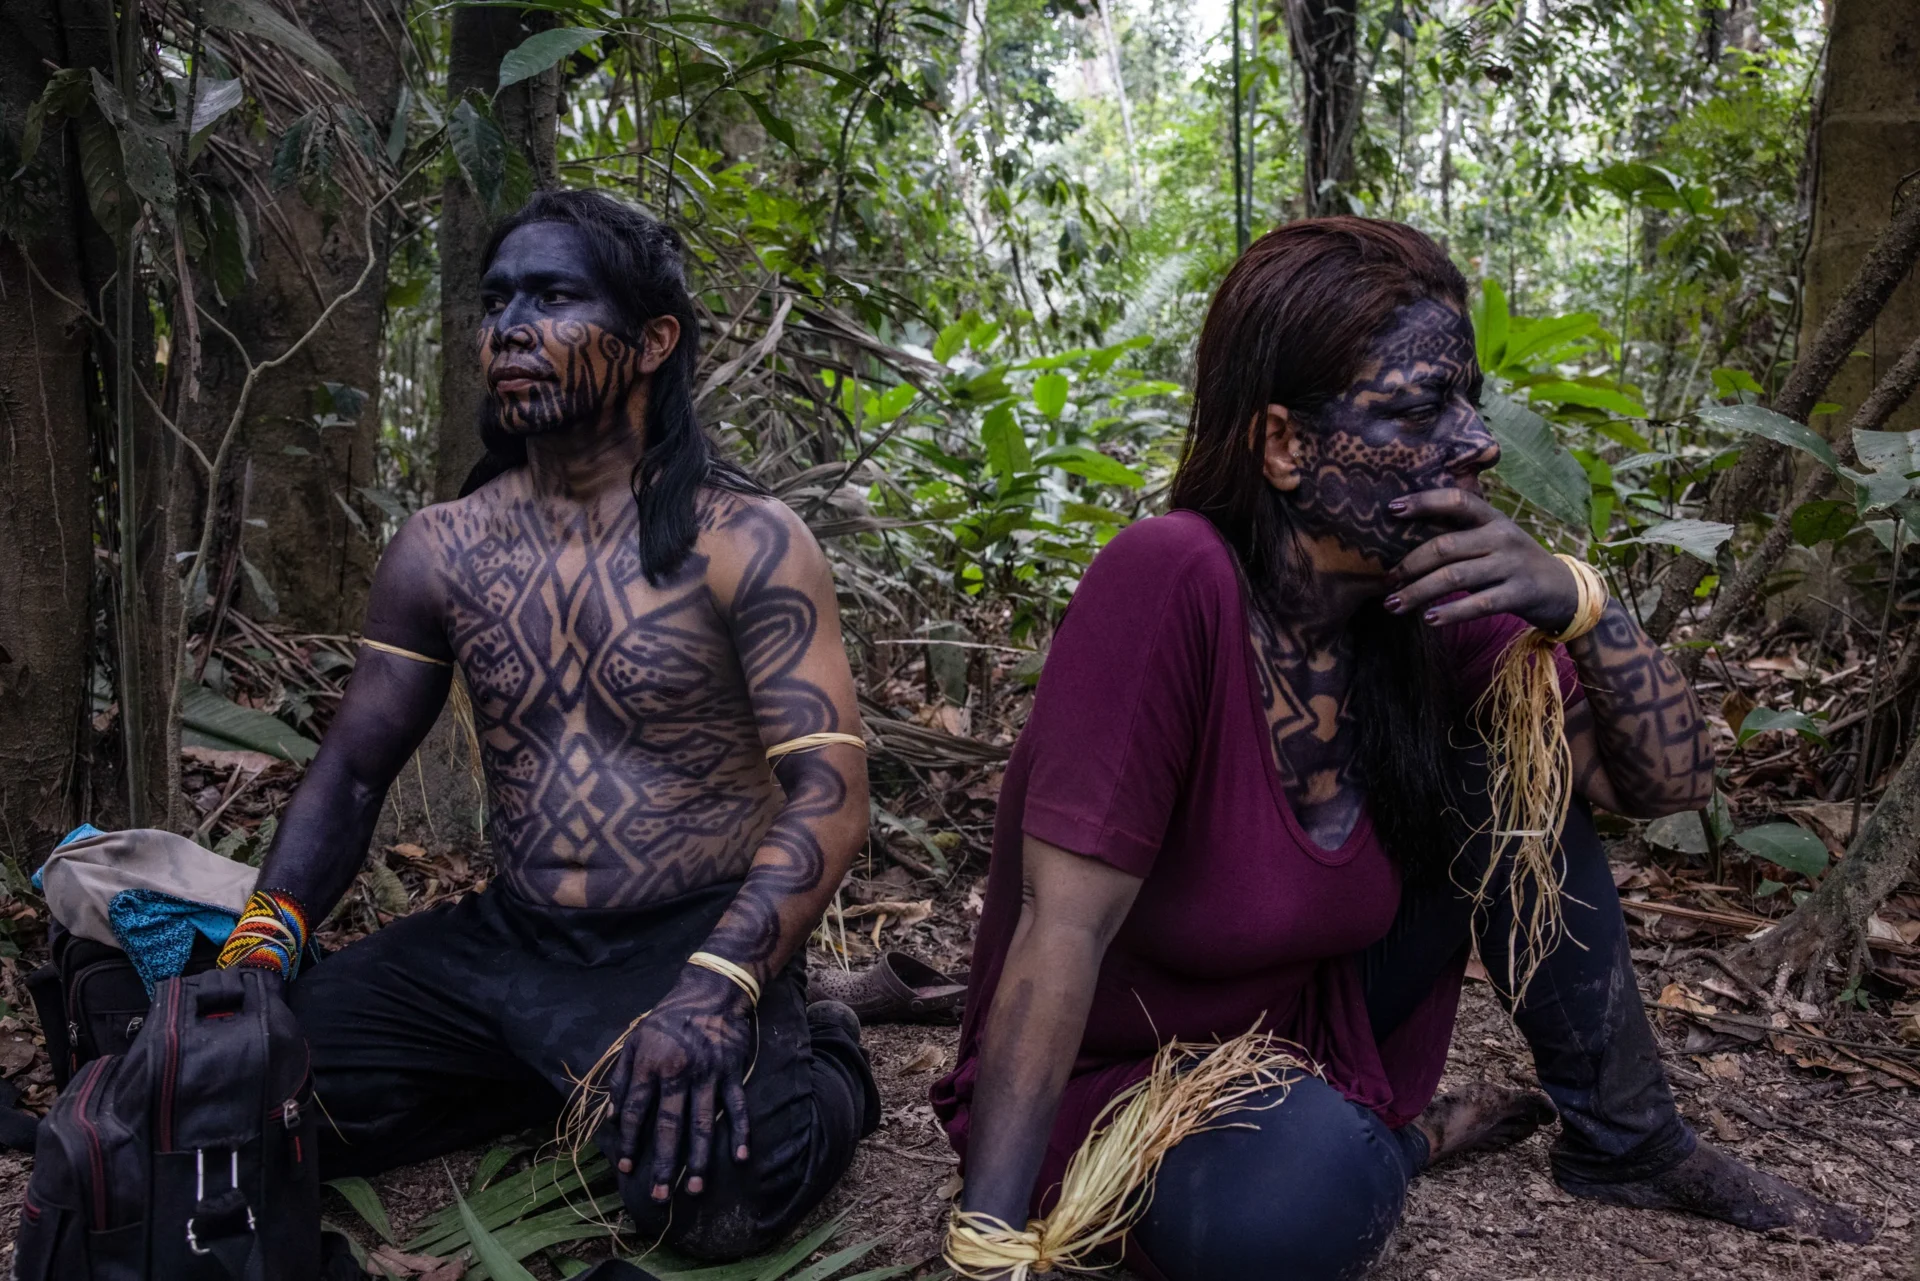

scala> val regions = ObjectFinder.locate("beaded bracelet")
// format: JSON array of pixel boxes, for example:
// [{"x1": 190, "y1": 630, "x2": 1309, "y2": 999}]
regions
[{"x1": 217, "y1": 888, "x2": 310, "y2": 980}]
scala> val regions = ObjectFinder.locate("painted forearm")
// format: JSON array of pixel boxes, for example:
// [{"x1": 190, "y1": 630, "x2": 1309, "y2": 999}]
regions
[
  {"x1": 698, "y1": 750, "x2": 866, "y2": 986},
  {"x1": 1563, "y1": 601, "x2": 1714, "y2": 814}
]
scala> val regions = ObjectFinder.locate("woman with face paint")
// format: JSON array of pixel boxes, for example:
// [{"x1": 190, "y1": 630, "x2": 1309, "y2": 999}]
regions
[{"x1": 933, "y1": 219, "x2": 1871, "y2": 1280}]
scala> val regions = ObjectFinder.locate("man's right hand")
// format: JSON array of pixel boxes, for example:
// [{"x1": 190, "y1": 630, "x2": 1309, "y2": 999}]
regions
[{"x1": 605, "y1": 966, "x2": 755, "y2": 1201}]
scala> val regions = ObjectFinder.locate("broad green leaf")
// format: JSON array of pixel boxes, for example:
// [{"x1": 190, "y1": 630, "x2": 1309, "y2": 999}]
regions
[
  {"x1": 1790, "y1": 499, "x2": 1854, "y2": 547},
  {"x1": 1031, "y1": 372, "x2": 1068, "y2": 419},
  {"x1": 739, "y1": 91, "x2": 798, "y2": 151},
  {"x1": 469, "y1": 1144, "x2": 525, "y2": 1194},
  {"x1": 189, "y1": 77, "x2": 245, "y2": 139},
  {"x1": 499, "y1": 28, "x2": 605, "y2": 91},
  {"x1": 1523, "y1": 380, "x2": 1646, "y2": 419},
  {"x1": 1608, "y1": 518, "x2": 1733, "y2": 564},
  {"x1": 1059, "y1": 501, "x2": 1128, "y2": 527},
  {"x1": 181, "y1": 683, "x2": 318, "y2": 762},
  {"x1": 1852, "y1": 428, "x2": 1920, "y2": 479},
  {"x1": 1695, "y1": 404, "x2": 1838, "y2": 474},
  {"x1": 205, "y1": 0, "x2": 354, "y2": 91},
  {"x1": 1502, "y1": 312, "x2": 1602, "y2": 370},
  {"x1": 327, "y1": 1177, "x2": 395, "y2": 1244},
  {"x1": 240, "y1": 557, "x2": 279, "y2": 618},
  {"x1": 1709, "y1": 367, "x2": 1764, "y2": 398},
  {"x1": 77, "y1": 113, "x2": 136, "y2": 240},
  {"x1": 1735, "y1": 707, "x2": 1829, "y2": 747},
  {"x1": 1035, "y1": 445, "x2": 1142, "y2": 488},
  {"x1": 1842, "y1": 465, "x2": 1911, "y2": 514},
  {"x1": 449, "y1": 99, "x2": 508, "y2": 213},
  {"x1": 1731, "y1": 823, "x2": 1830, "y2": 879},
  {"x1": 1474, "y1": 278, "x2": 1510, "y2": 372},
  {"x1": 448, "y1": 1173, "x2": 540, "y2": 1281},
  {"x1": 15, "y1": 68, "x2": 92, "y2": 169},
  {"x1": 1479, "y1": 391, "x2": 1591, "y2": 529},
  {"x1": 931, "y1": 318, "x2": 971, "y2": 364},
  {"x1": 980, "y1": 404, "x2": 1029, "y2": 484},
  {"x1": 88, "y1": 72, "x2": 175, "y2": 213}
]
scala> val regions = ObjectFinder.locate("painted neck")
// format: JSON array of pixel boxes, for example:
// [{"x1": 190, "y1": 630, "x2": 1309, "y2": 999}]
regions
[
  {"x1": 1273, "y1": 531, "x2": 1391, "y2": 652},
  {"x1": 522, "y1": 381, "x2": 651, "y2": 504}
]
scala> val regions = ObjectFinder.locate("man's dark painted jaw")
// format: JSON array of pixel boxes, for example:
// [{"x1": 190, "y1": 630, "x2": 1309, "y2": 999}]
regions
[{"x1": 478, "y1": 221, "x2": 643, "y2": 438}]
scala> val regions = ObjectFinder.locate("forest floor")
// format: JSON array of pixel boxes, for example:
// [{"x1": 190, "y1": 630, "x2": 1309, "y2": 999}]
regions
[{"x1": 0, "y1": 614, "x2": 1917, "y2": 1278}]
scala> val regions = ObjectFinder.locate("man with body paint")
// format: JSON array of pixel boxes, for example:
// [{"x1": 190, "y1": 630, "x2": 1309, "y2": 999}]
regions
[{"x1": 215, "y1": 189, "x2": 878, "y2": 1258}]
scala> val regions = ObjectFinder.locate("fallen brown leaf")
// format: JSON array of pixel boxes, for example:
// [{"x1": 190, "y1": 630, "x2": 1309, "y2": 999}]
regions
[
  {"x1": 388, "y1": 843, "x2": 429, "y2": 861},
  {"x1": 1656, "y1": 982, "x2": 1718, "y2": 1016}
]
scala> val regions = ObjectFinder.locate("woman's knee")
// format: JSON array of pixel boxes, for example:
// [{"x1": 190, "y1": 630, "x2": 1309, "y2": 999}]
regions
[{"x1": 1133, "y1": 1079, "x2": 1409, "y2": 1281}]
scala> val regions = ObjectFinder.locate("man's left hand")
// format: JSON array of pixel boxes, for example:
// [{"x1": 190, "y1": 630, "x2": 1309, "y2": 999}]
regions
[
  {"x1": 605, "y1": 965, "x2": 754, "y2": 1201},
  {"x1": 1383, "y1": 488, "x2": 1579, "y2": 633}
]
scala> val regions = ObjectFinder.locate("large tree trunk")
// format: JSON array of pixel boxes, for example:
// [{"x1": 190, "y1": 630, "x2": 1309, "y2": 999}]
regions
[
  {"x1": 181, "y1": 0, "x2": 406, "y2": 634},
  {"x1": 432, "y1": 7, "x2": 560, "y2": 502},
  {"x1": 0, "y1": 1, "x2": 104, "y2": 854},
  {"x1": 1800, "y1": 0, "x2": 1920, "y2": 439},
  {"x1": 1284, "y1": 0, "x2": 1360, "y2": 218}
]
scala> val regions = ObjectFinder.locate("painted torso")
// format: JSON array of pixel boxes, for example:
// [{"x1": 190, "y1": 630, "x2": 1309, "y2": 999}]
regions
[{"x1": 419, "y1": 478, "x2": 781, "y2": 909}]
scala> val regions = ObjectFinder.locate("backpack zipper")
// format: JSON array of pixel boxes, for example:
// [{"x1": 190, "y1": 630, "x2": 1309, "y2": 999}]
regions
[
  {"x1": 70, "y1": 1059, "x2": 109, "y2": 1229},
  {"x1": 158, "y1": 980, "x2": 181, "y2": 1153}
]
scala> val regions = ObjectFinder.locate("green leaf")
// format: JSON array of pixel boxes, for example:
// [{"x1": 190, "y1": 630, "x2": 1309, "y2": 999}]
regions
[
  {"x1": 1479, "y1": 391, "x2": 1591, "y2": 529},
  {"x1": 1473, "y1": 278, "x2": 1509, "y2": 372},
  {"x1": 1790, "y1": 498, "x2": 1854, "y2": 547},
  {"x1": 204, "y1": 0, "x2": 354, "y2": 91},
  {"x1": 1731, "y1": 823, "x2": 1830, "y2": 879},
  {"x1": 1501, "y1": 312, "x2": 1602, "y2": 371},
  {"x1": 15, "y1": 68, "x2": 92, "y2": 170},
  {"x1": 1842, "y1": 465, "x2": 1911, "y2": 514},
  {"x1": 1695, "y1": 404, "x2": 1838, "y2": 474},
  {"x1": 1735, "y1": 707, "x2": 1829, "y2": 747},
  {"x1": 1035, "y1": 445, "x2": 1143, "y2": 488},
  {"x1": 1609, "y1": 518, "x2": 1734, "y2": 564},
  {"x1": 189, "y1": 77, "x2": 245, "y2": 139},
  {"x1": 449, "y1": 98, "x2": 508, "y2": 213},
  {"x1": 1754, "y1": 878, "x2": 1785, "y2": 898},
  {"x1": 469, "y1": 1144, "x2": 525, "y2": 1194},
  {"x1": 738, "y1": 91, "x2": 798, "y2": 151},
  {"x1": 931, "y1": 318, "x2": 970, "y2": 364},
  {"x1": 327, "y1": 1177, "x2": 395, "y2": 1244},
  {"x1": 77, "y1": 113, "x2": 137, "y2": 240},
  {"x1": 651, "y1": 61, "x2": 729, "y2": 100},
  {"x1": 1523, "y1": 380, "x2": 1646, "y2": 418},
  {"x1": 240, "y1": 557, "x2": 279, "y2": 618},
  {"x1": 180, "y1": 683, "x2": 318, "y2": 762},
  {"x1": 448, "y1": 1172, "x2": 540, "y2": 1281},
  {"x1": 499, "y1": 27, "x2": 605, "y2": 91},
  {"x1": 1031, "y1": 372, "x2": 1068, "y2": 419},
  {"x1": 1709, "y1": 367, "x2": 1765, "y2": 399},
  {"x1": 1852, "y1": 428, "x2": 1920, "y2": 479},
  {"x1": 980, "y1": 404, "x2": 1029, "y2": 484}
]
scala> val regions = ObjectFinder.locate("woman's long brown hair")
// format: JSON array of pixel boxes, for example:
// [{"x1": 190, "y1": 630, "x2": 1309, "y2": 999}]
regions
[{"x1": 1171, "y1": 218, "x2": 1474, "y2": 879}]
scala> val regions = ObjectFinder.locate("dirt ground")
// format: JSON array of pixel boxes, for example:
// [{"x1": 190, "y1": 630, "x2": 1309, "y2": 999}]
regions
[{"x1": 0, "y1": 859, "x2": 1914, "y2": 1279}]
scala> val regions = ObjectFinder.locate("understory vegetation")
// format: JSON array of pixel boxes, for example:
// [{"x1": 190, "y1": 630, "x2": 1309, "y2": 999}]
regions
[{"x1": 2, "y1": 0, "x2": 1917, "y2": 1274}]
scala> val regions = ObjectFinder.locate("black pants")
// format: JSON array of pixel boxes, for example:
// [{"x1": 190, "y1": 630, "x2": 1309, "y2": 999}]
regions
[
  {"x1": 1130, "y1": 758, "x2": 1693, "y2": 1281},
  {"x1": 287, "y1": 879, "x2": 879, "y2": 1260}
]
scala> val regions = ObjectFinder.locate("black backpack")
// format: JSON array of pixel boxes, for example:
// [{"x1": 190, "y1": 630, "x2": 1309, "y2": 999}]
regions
[
  {"x1": 12, "y1": 967, "x2": 321, "y2": 1281},
  {"x1": 26, "y1": 930, "x2": 220, "y2": 1091}
]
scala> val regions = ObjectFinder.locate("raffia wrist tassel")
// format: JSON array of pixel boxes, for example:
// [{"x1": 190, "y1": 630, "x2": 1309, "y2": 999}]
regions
[
  {"x1": 1464, "y1": 555, "x2": 1609, "y2": 998},
  {"x1": 945, "y1": 1027, "x2": 1317, "y2": 1280}
]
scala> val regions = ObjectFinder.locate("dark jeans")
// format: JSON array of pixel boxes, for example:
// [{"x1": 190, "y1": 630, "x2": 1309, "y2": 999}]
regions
[
  {"x1": 1130, "y1": 757, "x2": 1693, "y2": 1281},
  {"x1": 287, "y1": 879, "x2": 879, "y2": 1260}
]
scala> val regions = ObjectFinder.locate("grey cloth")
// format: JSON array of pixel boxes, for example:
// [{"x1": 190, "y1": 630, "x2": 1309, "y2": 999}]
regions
[{"x1": 38, "y1": 829, "x2": 257, "y2": 949}]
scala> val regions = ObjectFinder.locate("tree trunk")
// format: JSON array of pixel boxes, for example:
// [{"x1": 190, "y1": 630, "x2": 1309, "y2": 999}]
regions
[
  {"x1": 1732, "y1": 722, "x2": 1920, "y2": 995},
  {"x1": 1800, "y1": 0, "x2": 1920, "y2": 440},
  {"x1": 179, "y1": 1, "x2": 406, "y2": 634},
  {"x1": 1284, "y1": 0, "x2": 1359, "y2": 218},
  {"x1": 432, "y1": 7, "x2": 560, "y2": 502},
  {"x1": 0, "y1": 1, "x2": 104, "y2": 855}
]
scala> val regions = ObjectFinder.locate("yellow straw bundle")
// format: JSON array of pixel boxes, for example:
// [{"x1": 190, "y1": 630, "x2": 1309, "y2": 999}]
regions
[
  {"x1": 1464, "y1": 554, "x2": 1608, "y2": 997},
  {"x1": 945, "y1": 1027, "x2": 1317, "y2": 1280}
]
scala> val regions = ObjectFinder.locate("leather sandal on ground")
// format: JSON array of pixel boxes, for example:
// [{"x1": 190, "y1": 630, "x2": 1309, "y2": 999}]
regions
[{"x1": 807, "y1": 951, "x2": 968, "y2": 1025}]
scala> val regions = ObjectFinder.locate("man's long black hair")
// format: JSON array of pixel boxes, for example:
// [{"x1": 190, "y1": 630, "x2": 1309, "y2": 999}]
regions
[
  {"x1": 1170, "y1": 218, "x2": 1471, "y2": 882},
  {"x1": 459, "y1": 189, "x2": 764, "y2": 583}
]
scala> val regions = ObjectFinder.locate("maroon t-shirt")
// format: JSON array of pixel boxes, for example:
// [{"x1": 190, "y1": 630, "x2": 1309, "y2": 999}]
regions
[{"x1": 931, "y1": 510, "x2": 1583, "y2": 1206}]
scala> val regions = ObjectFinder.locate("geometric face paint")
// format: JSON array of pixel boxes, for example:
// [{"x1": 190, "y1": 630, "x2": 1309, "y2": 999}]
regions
[
  {"x1": 478, "y1": 221, "x2": 646, "y2": 439},
  {"x1": 1284, "y1": 297, "x2": 1501, "y2": 567}
]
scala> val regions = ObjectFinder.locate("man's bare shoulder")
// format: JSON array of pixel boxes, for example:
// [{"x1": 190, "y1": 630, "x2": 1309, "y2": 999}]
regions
[
  {"x1": 692, "y1": 487, "x2": 830, "y2": 606},
  {"x1": 406, "y1": 471, "x2": 531, "y2": 555}
]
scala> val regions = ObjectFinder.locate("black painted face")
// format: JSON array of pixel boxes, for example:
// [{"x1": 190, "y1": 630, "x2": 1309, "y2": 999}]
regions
[
  {"x1": 1286, "y1": 298, "x2": 1500, "y2": 566},
  {"x1": 479, "y1": 221, "x2": 645, "y2": 437}
]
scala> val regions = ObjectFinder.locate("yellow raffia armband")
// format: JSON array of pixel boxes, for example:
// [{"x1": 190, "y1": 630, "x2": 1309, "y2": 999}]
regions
[
  {"x1": 688, "y1": 950, "x2": 762, "y2": 1005},
  {"x1": 765, "y1": 732, "x2": 867, "y2": 761},
  {"x1": 359, "y1": 638, "x2": 454, "y2": 667},
  {"x1": 944, "y1": 1027, "x2": 1316, "y2": 1280},
  {"x1": 1466, "y1": 554, "x2": 1611, "y2": 998}
]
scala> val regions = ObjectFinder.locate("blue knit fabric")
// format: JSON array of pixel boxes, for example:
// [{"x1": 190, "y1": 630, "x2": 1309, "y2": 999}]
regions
[{"x1": 106, "y1": 889, "x2": 240, "y2": 995}]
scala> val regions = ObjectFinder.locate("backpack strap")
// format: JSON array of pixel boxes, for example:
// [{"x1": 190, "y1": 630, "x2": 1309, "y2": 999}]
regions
[{"x1": 185, "y1": 1147, "x2": 265, "y2": 1281}]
